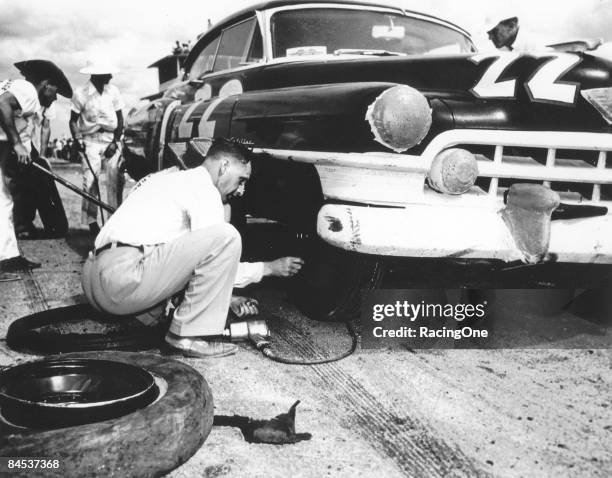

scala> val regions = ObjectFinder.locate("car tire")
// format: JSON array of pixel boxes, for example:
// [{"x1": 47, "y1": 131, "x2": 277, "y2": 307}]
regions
[
  {"x1": 288, "y1": 240, "x2": 383, "y2": 321},
  {"x1": 6, "y1": 304, "x2": 165, "y2": 354},
  {"x1": 0, "y1": 351, "x2": 213, "y2": 477}
]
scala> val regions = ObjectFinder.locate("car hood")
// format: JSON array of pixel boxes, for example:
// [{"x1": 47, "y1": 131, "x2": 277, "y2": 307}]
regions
[{"x1": 248, "y1": 52, "x2": 612, "y2": 130}]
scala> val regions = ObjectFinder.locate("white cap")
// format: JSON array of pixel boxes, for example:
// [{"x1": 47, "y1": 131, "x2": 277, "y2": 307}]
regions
[
  {"x1": 79, "y1": 58, "x2": 119, "y2": 75},
  {"x1": 484, "y1": 7, "x2": 518, "y2": 32}
]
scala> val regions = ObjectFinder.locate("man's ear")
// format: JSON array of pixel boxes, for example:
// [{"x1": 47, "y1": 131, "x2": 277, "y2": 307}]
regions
[{"x1": 219, "y1": 158, "x2": 229, "y2": 176}]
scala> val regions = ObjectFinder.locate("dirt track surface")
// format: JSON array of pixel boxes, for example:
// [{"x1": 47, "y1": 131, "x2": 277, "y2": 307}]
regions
[{"x1": 0, "y1": 162, "x2": 610, "y2": 478}]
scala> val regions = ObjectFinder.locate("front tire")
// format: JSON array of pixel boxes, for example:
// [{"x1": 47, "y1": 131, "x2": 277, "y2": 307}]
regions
[{"x1": 288, "y1": 240, "x2": 383, "y2": 321}]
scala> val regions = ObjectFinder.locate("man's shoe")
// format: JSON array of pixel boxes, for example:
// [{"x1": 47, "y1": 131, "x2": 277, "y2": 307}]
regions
[
  {"x1": 165, "y1": 332, "x2": 238, "y2": 358},
  {"x1": 0, "y1": 256, "x2": 41, "y2": 272}
]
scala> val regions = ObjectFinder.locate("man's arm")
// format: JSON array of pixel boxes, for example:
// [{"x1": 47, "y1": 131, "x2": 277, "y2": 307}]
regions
[
  {"x1": 114, "y1": 110, "x2": 123, "y2": 142},
  {"x1": 0, "y1": 91, "x2": 30, "y2": 164},
  {"x1": 69, "y1": 110, "x2": 80, "y2": 141},
  {"x1": 234, "y1": 257, "x2": 304, "y2": 288},
  {"x1": 104, "y1": 110, "x2": 123, "y2": 158},
  {"x1": 68, "y1": 110, "x2": 84, "y2": 155}
]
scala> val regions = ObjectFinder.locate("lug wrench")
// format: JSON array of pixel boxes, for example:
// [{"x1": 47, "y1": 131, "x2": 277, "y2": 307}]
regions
[{"x1": 30, "y1": 162, "x2": 116, "y2": 213}]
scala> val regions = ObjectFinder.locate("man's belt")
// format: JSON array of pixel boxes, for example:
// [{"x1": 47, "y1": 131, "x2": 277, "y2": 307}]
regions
[{"x1": 94, "y1": 242, "x2": 144, "y2": 256}]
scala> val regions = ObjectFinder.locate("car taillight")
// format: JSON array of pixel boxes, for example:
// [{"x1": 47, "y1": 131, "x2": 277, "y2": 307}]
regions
[
  {"x1": 427, "y1": 148, "x2": 478, "y2": 194},
  {"x1": 365, "y1": 85, "x2": 432, "y2": 153}
]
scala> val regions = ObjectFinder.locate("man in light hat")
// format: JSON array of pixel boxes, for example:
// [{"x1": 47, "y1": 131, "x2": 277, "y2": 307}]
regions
[
  {"x1": 485, "y1": 13, "x2": 545, "y2": 52},
  {"x1": 69, "y1": 59, "x2": 125, "y2": 235},
  {"x1": 0, "y1": 59, "x2": 72, "y2": 277}
]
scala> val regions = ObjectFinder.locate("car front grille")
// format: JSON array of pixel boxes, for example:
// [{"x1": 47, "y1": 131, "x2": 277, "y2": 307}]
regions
[{"x1": 423, "y1": 129, "x2": 612, "y2": 205}]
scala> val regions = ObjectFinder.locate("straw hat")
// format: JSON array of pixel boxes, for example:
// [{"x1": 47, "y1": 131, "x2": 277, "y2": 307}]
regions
[{"x1": 79, "y1": 58, "x2": 119, "y2": 75}]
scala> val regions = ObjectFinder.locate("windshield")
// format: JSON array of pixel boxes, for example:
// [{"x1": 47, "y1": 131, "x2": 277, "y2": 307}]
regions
[{"x1": 271, "y1": 8, "x2": 474, "y2": 58}]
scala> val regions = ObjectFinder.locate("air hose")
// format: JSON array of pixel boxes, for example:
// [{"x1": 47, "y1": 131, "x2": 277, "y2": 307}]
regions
[{"x1": 250, "y1": 321, "x2": 358, "y2": 365}]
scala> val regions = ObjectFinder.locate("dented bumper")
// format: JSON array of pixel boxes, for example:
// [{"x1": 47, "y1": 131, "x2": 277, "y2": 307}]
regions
[{"x1": 317, "y1": 203, "x2": 612, "y2": 264}]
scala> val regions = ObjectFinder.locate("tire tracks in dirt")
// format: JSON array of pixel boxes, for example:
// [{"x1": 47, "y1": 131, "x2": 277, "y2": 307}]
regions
[
  {"x1": 273, "y1": 320, "x2": 489, "y2": 478},
  {"x1": 20, "y1": 269, "x2": 49, "y2": 313}
]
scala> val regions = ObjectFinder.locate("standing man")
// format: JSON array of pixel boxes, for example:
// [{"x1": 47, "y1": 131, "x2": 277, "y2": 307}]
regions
[
  {"x1": 81, "y1": 138, "x2": 252, "y2": 358},
  {"x1": 10, "y1": 61, "x2": 68, "y2": 239},
  {"x1": 12, "y1": 97, "x2": 69, "y2": 239},
  {"x1": 0, "y1": 59, "x2": 72, "y2": 276},
  {"x1": 69, "y1": 59, "x2": 125, "y2": 235}
]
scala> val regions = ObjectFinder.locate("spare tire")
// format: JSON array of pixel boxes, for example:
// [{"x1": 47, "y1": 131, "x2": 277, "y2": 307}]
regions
[
  {"x1": 6, "y1": 304, "x2": 165, "y2": 353},
  {"x1": 0, "y1": 352, "x2": 213, "y2": 478}
]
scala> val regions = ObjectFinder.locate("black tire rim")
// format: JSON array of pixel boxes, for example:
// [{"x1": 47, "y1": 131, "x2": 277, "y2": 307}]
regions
[
  {"x1": 0, "y1": 358, "x2": 159, "y2": 429},
  {"x1": 0, "y1": 352, "x2": 213, "y2": 478}
]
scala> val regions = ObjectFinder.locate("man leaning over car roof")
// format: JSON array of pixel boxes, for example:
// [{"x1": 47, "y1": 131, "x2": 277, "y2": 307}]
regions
[{"x1": 485, "y1": 12, "x2": 547, "y2": 52}]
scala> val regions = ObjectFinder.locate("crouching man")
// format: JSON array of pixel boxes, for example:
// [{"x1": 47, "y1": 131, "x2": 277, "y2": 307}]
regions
[{"x1": 81, "y1": 138, "x2": 252, "y2": 358}]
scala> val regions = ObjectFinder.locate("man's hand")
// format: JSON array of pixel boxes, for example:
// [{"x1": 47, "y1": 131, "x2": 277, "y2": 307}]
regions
[
  {"x1": 13, "y1": 142, "x2": 31, "y2": 165},
  {"x1": 263, "y1": 257, "x2": 304, "y2": 278},
  {"x1": 103, "y1": 141, "x2": 118, "y2": 159},
  {"x1": 230, "y1": 296, "x2": 259, "y2": 317}
]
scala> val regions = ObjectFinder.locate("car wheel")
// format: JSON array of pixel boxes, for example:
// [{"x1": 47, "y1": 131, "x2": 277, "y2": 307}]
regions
[
  {"x1": 6, "y1": 304, "x2": 165, "y2": 354},
  {"x1": 0, "y1": 351, "x2": 213, "y2": 478},
  {"x1": 288, "y1": 239, "x2": 383, "y2": 321}
]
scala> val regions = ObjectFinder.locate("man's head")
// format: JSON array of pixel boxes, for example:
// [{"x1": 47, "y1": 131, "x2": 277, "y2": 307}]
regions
[
  {"x1": 14, "y1": 60, "x2": 72, "y2": 107},
  {"x1": 203, "y1": 138, "x2": 253, "y2": 204},
  {"x1": 90, "y1": 74, "x2": 113, "y2": 90},
  {"x1": 487, "y1": 16, "x2": 519, "y2": 49},
  {"x1": 79, "y1": 60, "x2": 119, "y2": 89}
]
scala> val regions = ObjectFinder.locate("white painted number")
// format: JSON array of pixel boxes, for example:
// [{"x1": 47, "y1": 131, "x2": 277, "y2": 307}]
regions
[
  {"x1": 177, "y1": 98, "x2": 224, "y2": 139},
  {"x1": 197, "y1": 97, "x2": 224, "y2": 138},
  {"x1": 470, "y1": 52, "x2": 581, "y2": 104},
  {"x1": 178, "y1": 100, "x2": 204, "y2": 138},
  {"x1": 470, "y1": 52, "x2": 520, "y2": 98},
  {"x1": 525, "y1": 52, "x2": 581, "y2": 103}
]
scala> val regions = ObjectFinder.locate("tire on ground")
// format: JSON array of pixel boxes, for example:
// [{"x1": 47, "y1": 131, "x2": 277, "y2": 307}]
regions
[
  {"x1": 6, "y1": 304, "x2": 165, "y2": 353},
  {"x1": 0, "y1": 351, "x2": 213, "y2": 477}
]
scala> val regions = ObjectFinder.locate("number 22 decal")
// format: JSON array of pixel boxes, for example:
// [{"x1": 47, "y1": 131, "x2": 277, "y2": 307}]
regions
[{"x1": 470, "y1": 52, "x2": 581, "y2": 105}]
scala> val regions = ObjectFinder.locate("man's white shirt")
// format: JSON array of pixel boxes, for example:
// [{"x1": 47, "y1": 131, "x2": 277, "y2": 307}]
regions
[
  {"x1": 71, "y1": 81, "x2": 124, "y2": 140},
  {"x1": 0, "y1": 78, "x2": 42, "y2": 150},
  {"x1": 95, "y1": 166, "x2": 224, "y2": 248},
  {"x1": 96, "y1": 166, "x2": 265, "y2": 288}
]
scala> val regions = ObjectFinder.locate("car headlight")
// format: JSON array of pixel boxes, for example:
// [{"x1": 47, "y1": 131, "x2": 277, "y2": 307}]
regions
[
  {"x1": 581, "y1": 87, "x2": 612, "y2": 125},
  {"x1": 427, "y1": 148, "x2": 478, "y2": 195},
  {"x1": 365, "y1": 85, "x2": 432, "y2": 152}
]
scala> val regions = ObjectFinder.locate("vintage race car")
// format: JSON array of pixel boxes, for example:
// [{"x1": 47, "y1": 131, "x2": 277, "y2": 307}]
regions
[{"x1": 125, "y1": 0, "x2": 612, "y2": 320}]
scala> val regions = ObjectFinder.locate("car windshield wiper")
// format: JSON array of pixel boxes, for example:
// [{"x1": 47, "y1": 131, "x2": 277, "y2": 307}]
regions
[{"x1": 333, "y1": 48, "x2": 406, "y2": 57}]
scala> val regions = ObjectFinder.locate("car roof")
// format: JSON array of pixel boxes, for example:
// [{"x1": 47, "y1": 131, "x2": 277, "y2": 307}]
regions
[{"x1": 184, "y1": 0, "x2": 471, "y2": 72}]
